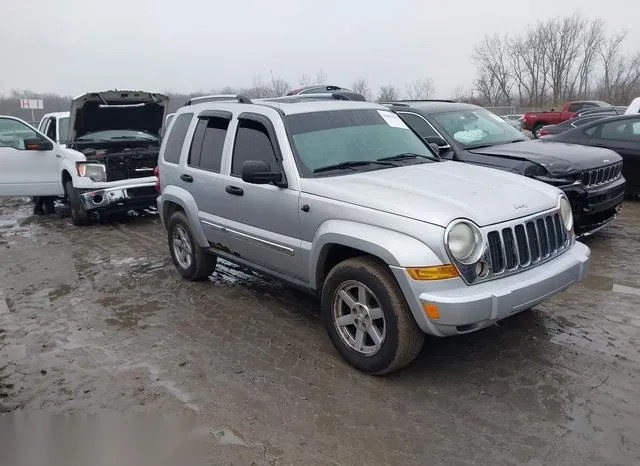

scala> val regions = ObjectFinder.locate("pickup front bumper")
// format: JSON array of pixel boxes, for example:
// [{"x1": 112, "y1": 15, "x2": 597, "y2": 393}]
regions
[
  {"x1": 390, "y1": 241, "x2": 590, "y2": 337},
  {"x1": 79, "y1": 182, "x2": 158, "y2": 212}
]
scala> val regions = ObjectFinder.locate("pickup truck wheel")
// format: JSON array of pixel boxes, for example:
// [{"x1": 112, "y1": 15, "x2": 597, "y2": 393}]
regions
[
  {"x1": 167, "y1": 211, "x2": 217, "y2": 281},
  {"x1": 65, "y1": 181, "x2": 90, "y2": 226},
  {"x1": 321, "y1": 257, "x2": 424, "y2": 375},
  {"x1": 532, "y1": 123, "x2": 545, "y2": 139}
]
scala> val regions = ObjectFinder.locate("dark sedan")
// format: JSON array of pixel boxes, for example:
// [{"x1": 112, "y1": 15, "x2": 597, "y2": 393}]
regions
[
  {"x1": 538, "y1": 114, "x2": 611, "y2": 138},
  {"x1": 546, "y1": 114, "x2": 640, "y2": 198},
  {"x1": 385, "y1": 100, "x2": 626, "y2": 236}
]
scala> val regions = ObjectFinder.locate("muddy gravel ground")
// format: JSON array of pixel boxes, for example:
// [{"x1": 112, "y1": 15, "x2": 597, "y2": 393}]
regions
[{"x1": 1, "y1": 197, "x2": 639, "y2": 465}]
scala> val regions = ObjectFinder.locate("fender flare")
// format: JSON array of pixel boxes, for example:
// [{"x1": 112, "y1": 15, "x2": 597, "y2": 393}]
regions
[
  {"x1": 309, "y1": 219, "x2": 444, "y2": 290},
  {"x1": 157, "y1": 185, "x2": 209, "y2": 248}
]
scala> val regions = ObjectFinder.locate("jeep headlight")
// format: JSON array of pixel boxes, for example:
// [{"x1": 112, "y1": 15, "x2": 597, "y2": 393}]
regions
[
  {"x1": 445, "y1": 220, "x2": 484, "y2": 265},
  {"x1": 77, "y1": 163, "x2": 106, "y2": 182},
  {"x1": 559, "y1": 196, "x2": 573, "y2": 231}
]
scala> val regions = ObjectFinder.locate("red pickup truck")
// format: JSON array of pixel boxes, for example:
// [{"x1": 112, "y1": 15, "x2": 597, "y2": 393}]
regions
[{"x1": 524, "y1": 100, "x2": 612, "y2": 138}]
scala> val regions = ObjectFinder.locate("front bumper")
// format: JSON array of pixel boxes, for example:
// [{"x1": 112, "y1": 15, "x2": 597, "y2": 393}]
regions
[
  {"x1": 561, "y1": 177, "x2": 625, "y2": 235},
  {"x1": 391, "y1": 241, "x2": 590, "y2": 337},
  {"x1": 79, "y1": 182, "x2": 158, "y2": 212}
]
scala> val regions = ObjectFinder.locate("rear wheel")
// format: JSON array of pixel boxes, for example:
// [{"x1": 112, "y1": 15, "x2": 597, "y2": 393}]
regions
[
  {"x1": 65, "y1": 181, "x2": 90, "y2": 226},
  {"x1": 167, "y1": 211, "x2": 217, "y2": 281},
  {"x1": 532, "y1": 123, "x2": 546, "y2": 139},
  {"x1": 321, "y1": 257, "x2": 424, "y2": 375}
]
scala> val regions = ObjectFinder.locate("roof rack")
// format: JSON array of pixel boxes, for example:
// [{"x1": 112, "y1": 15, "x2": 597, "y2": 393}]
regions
[
  {"x1": 185, "y1": 94, "x2": 253, "y2": 106},
  {"x1": 391, "y1": 99, "x2": 456, "y2": 103},
  {"x1": 263, "y1": 91, "x2": 366, "y2": 103}
]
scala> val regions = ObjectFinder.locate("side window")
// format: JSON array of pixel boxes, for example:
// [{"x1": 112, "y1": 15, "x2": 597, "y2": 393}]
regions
[
  {"x1": 231, "y1": 119, "x2": 278, "y2": 177},
  {"x1": 46, "y1": 119, "x2": 57, "y2": 140},
  {"x1": 568, "y1": 103, "x2": 581, "y2": 112},
  {"x1": 188, "y1": 117, "x2": 229, "y2": 172},
  {"x1": 300, "y1": 87, "x2": 327, "y2": 94},
  {"x1": 38, "y1": 118, "x2": 49, "y2": 132},
  {"x1": 163, "y1": 113, "x2": 193, "y2": 164},
  {"x1": 398, "y1": 112, "x2": 440, "y2": 139},
  {"x1": 0, "y1": 118, "x2": 40, "y2": 150},
  {"x1": 601, "y1": 118, "x2": 640, "y2": 142}
]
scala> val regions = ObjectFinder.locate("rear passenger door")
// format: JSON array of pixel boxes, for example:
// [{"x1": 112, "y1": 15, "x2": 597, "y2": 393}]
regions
[
  {"x1": 223, "y1": 113, "x2": 303, "y2": 280},
  {"x1": 181, "y1": 110, "x2": 235, "y2": 251}
]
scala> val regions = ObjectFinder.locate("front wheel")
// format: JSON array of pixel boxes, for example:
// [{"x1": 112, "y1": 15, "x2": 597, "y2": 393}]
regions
[
  {"x1": 65, "y1": 181, "x2": 90, "y2": 226},
  {"x1": 321, "y1": 257, "x2": 424, "y2": 375},
  {"x1": 167, "y1": 211, "x2": 217, "y2": 281}
]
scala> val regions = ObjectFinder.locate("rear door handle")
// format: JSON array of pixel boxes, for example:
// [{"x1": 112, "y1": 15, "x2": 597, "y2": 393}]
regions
[
  {"x1": 225, "y1": 185, "x2": 244, "y2": 196},
  {"x1": 180, "y1": 174, "x2": 193, "y2": 182}
]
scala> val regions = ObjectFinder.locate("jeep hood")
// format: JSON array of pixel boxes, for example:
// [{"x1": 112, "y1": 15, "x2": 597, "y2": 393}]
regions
[
  {"x1": 300, "y1": 161, "x2": 562, "y2": 228},
  {"x1": 67, "y1": 90, "x2": 169, "y2": 142},
  {"x1": 469, "y1": 139, "x2": 621, "y2": 176}
]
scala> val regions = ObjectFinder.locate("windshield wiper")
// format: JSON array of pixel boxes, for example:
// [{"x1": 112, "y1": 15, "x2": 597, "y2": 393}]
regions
[
  {"x1": 313, "y1": 160, "x2": 396, "y2": 174},
  {"x1": 378, "y1": 152, "x2": 436, "y2": 162}
]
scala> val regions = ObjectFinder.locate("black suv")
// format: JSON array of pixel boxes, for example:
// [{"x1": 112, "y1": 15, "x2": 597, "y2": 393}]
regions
[{"x1": 385, "y1": 100, "x2": 626, "y2": 237}]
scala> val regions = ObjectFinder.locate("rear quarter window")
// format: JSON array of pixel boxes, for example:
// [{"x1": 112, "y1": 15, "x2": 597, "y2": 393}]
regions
[{"x1": 163, "y1": 113, "x2": 193, "y2": 164}]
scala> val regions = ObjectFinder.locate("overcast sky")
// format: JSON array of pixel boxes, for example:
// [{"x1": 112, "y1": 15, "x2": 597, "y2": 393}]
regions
[{"x1": 1, "y1": 0, "x2": 638, "y2": 98}]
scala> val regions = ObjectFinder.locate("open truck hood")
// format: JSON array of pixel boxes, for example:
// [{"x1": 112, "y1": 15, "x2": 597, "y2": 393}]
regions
[{"x1": 67, "y1": 90, "x2": 169, "y2": 143}]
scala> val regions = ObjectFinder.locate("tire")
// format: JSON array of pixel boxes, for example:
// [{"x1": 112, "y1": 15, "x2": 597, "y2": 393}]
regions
[
  {"x1": 321, "y1": 257, "x2": 424, "y2": 375},
  {"x1": 532, "y1": 123, "x2": 545, "y2": 139},
  {"x1": 167, "y1": 211, "x2": 217, "y2": 281},
  {"x1": 65, "y1": 181, "x2": 90, "y2": 226}
]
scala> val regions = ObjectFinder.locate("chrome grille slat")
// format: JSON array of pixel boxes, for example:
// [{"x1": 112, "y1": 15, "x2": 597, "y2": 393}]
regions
[
  {"x1": 487, "y1": 211, "x2": 570, "y2": 280},
  {"x1": 581, "y1": 162, "x2": 622, "y2": 188}
]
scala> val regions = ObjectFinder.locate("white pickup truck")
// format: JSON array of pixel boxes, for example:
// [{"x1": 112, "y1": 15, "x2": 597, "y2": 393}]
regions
[
  {"x1": 0, "y1": 90, "x2": 168, "y2": 225},
  {"x1": 37, "y1": 111, "x2": 70, "y2": 147}
]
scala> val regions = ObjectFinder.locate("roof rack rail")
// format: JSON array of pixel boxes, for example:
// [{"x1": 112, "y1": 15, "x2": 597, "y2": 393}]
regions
[
  {"x1": 263, "y1": 91, "x2": 366, "y2": 103},
  {"x1": 390, "y1": 99, "x2": 456, "y2": 103},
  {"x1": 184, "y1": 94, "x2": 253, "y2": 106}
]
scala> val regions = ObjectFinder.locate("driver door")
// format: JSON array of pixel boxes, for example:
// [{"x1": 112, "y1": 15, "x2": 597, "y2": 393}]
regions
[{"x1": 0, "y1": 117, "x2": 63, "y2": 196}]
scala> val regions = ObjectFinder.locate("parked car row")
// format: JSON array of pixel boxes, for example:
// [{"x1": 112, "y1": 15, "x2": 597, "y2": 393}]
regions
[{"x1": 1, "y1": 87, "x2": 637, "y2": 375}]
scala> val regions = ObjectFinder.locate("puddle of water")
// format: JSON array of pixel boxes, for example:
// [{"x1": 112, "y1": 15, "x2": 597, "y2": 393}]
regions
[
  {"x1": 611, "y1": 284, "x2": 640, "y2": 297},
  {"x1": 103, "y1": 300, "x2": 162, "y2": 328},
  {"x1": 0, "y1": 345, "x2": 26, "y2": 364},
  {"x1": 580, "y1": 274, "x2": 640, "y2": 297}
]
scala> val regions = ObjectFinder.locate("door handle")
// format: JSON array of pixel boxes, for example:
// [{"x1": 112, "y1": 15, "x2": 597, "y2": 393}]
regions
[
  {"x1": 56, "y1": 154, "x2": 61, "y2": 158},
  {"x1": 180, "y1": 174, "x2": 193, "y2": 182},
  {"x1": 225, "y1": 185, "x2": 244, "y2": 196}
]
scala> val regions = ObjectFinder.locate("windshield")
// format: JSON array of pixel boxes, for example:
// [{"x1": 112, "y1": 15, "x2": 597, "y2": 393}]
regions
[
  {"x1": 58, "y1": 117, "x2": 69, "y2": 143},
  {"x1": 433, "y1": 108, "x2": 527, "y2": 149},
  {"x1": 286, "y1": 109, "x2": 437, "y2": 177},
  {"x1": 76, "y1": 129, "x2": 158, "y2": 142}
]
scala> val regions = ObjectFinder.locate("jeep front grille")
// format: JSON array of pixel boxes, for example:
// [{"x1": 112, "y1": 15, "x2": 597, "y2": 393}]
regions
[
  {"x1": 486, "y1": 211, "x2": 569, "y2": 277},
  {"x1": 581, "y1": 162, "x2": 622, "y2": 187}
]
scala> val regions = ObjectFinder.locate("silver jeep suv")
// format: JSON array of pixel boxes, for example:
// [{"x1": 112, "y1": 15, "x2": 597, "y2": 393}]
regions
[{"x1": 157, "y1": 94, "x2": 591, "y2": 375}]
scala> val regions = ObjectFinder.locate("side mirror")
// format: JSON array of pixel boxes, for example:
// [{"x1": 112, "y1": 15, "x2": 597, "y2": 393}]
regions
[
  {"x1": 429, "y1": 143, "x2": 440, "y2": 156},
  {"x1": 424, "y1": 136, "x2": 447, "y2": 147},
  {"x1": 24, "y1": 138, "x2": 53, "y2": 151},
  {"x1": 241, "y1": 160, "x2": 285, "y2": 186}
]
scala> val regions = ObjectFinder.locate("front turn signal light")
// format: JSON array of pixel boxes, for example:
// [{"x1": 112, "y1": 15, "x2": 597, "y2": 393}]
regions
[{"x1": 406, "y1": 265, "x2": 459, "y2": 280}]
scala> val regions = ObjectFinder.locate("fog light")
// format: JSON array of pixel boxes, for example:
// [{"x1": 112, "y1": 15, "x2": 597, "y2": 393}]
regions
[{"x1": 475, "y1": 261, "x2": 489, "y2": 278}]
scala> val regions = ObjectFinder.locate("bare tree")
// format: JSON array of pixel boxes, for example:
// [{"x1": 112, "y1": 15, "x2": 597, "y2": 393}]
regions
[
  {"x1": 268, "y1": 72, "x2": 290, "y2": 97},
  {"x1": 472, "y1": 14, "x2": 638, "y2": 107},
  {"x1": 299, "y1": 70, "x2": 328, "y2": 87},
  {"x1": 376, "y1": 85, "x2": 400, "y2": 102},
  {"x1": 405, "y1": 78, "x2": 435, "y2": 100},
  {"x1": 351, "y1": 78, "x2": 372, "y2": 100},
  {"x1": 473, "y1": 34, "x2": 513, "y2": 105},
  {"x1": 474, "y1": 71, "x2": 505, "y2": 106},
  {"x1": 597, "y1": 33, "x2": 640, "y2": 103}
]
